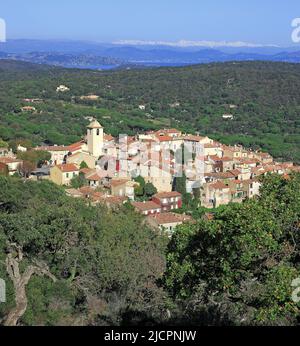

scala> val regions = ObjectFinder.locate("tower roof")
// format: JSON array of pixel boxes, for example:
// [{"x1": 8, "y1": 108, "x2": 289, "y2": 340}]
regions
[{"x1": 87, "y1": 119, "x2": 103, "y2": 129}]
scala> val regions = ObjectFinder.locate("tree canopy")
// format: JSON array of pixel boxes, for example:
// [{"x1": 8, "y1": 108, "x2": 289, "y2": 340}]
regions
[
  {"x1": 0, "y1": 176, "x2": 168, "y2": 326},
  {"x1": 164, "y1": 173, "x2": 300, "y2": 325}
]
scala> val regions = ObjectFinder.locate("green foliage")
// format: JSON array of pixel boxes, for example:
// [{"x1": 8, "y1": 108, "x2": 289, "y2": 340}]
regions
[
  {"x1": 70, "y1": 172, "x2": 87, "y2": 189},
  {"x1": 134, "y1": 185, "x2": 144, "y2": 198},
  {"x1": 0, "y1": 176, "x2": 168, "y2": 326},
  {"x1": 0, "y1": 139, "x2": 8, "y2": 148},
  {"x1": 17, "y1": 150, "x2": 51, "y2": 168},
  {"x1": 22, "y1": 278, "x2": 75, "y2": 326},
  {"x1": 9, "y1": 139, "x2": 33, "y2": 153},
  {"x1": 164, "y1": 173, "x2": 300, "y2": 325},
  {"x1": 134, "y1": 176, "x2": 145, "y2": 197},
  {"x1": 134, "y1": 176, "x2": 157, "y2": 200},
  {"x1": 1, "y1": 172, "x2": 300, "y2": 326},
  {"x1": 144, "y1": 183, "x2": 157, "y2": 198},
  {"x1": 134, "y1": 176, "x2": 146, "y2": 188},
  {"x1": 174, "y1": 173, "x2": 187, "y2": 195},
  {"x1": 0, "y1": 165, "x2": 9, "y2": 177},
  {"x1": 79, "y1": 161, "x2": 88, "y2": 169}
]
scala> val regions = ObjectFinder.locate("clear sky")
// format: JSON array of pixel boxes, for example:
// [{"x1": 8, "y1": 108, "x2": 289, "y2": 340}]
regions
[{"x1": 1, "y1": 0, "x2": 299, "y2": 46}]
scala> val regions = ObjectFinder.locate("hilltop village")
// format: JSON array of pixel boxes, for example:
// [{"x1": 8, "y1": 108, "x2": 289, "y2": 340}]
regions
[{"x1": 1, "y1": 119, "x2": 300, "y2": 233}]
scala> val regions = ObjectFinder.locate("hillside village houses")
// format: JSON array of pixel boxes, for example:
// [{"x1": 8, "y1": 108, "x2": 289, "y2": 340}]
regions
[
  {"x1": 1, "y1": 117, "x2": 300, "y2": 233},
  {"x1": 42, "y1": 119, "x2": 299, "y2": 205},
  {"x1": 0, "y1": 157, "x2": 23, "y2": 176}
]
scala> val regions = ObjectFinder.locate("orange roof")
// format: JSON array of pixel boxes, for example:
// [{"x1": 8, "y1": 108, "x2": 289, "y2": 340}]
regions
[
  {"x1": 132, "y1": 201, "x2": 161, "y2": 212},
  {"x1": 204, "y1": 142, "x2": 220, "y2": 148},
  {"x1": 210, "y1": 181, "x2": 230, "y2": 190},
  {"x1": 205, "y1": 172, "x2": 234, "y2": 179},
  {"x1": 36, "y1": 141, "x2": 84, "y2": 153},
  {"x1": 217, "y1": 156, "x2": 232, "y2": 162},
  {"x1": 208, "y1": 155, "x2": 222, "y2": 161},
  {"x1": 86, "y1": 173, "x2": 102, "y2": 181},
  {"x1": 239, "y1": 158, "x2": 260, "y2": 164},
  {"x1": 68, "y1": 141, "x2": 84, "y2": 148},
  {"x1": 183, "y1": 135, "x2": 206, "y2": 142},
  {"x1": 80, "y1": 168, "x2": 93, "y2": 174},
  {"x1": 242, "y1": 178, "x2": 260, "y2": 184},
  {"x1": 0, "y1": 157, "x2": 22, "y2": 164},
  {"x1": 155, "y1": 135, "x2": 173, "y2": 142},
  {"x1": 104, "y1": 134, "x2": 115, "y2": 141},
  {"x1": 229, "y1": 169, "x2": 242, "y2": 176},
  {"x1": 164, "y1": 128, "x2": 181, "y2": 134},
  {"x1": 111, "y1": 179, "x2": 131, "y2": 187},
  {"x1": 153, "y1": 191, "x2": 182, "y2": 199},
  {"x1": 56, "y1": 163, "x2": 79, "y2": 173},
  {"x1": 91, "y1": 191, "x2": 105, "y2": 201},
  {"x1": 79, "y1": 186, "x2": 95, "y2": 196}
]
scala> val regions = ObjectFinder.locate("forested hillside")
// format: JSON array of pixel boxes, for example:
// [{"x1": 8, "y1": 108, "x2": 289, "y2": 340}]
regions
[{"x1": 0, "y1": 60, "x2": 300, "y2": 162}]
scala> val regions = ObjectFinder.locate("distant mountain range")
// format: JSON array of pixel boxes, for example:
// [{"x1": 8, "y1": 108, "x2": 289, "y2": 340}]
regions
[
  {"x1": 0, "y1": 39, "x2": 300, "y2": 69},
  {"x1": 0, "y1": 51, "x2": 126, "y2": 70}
]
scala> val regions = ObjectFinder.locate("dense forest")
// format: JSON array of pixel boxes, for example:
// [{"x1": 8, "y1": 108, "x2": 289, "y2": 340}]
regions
[
  {"x1": 0, "y1": 60, "x2": 300, "y2": 162},
  {"x1": 0, "y1": 173, "x2": 299, "y2": 326}
]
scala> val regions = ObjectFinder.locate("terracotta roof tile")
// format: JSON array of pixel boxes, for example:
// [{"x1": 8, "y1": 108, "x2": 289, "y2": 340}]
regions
[
  {"x1": 210, "y1": 181, "x2": 230, "y2": 190},
  {"x1": 56, "y1": 163, "x2": 79, "y2": 173},
  {"x1": 0, "y1": 157, "x2": 22, "y2": 164},
  {"x1": 132, "y1": 201, "x2": 161, "y2": 212},
  {"x1": 153, "y1": 191, "x2": 182, "y2": 199}
]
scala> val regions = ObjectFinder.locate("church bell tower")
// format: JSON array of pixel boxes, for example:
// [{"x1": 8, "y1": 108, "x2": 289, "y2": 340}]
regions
[{"x1": 87, "y1": 119, "x2": 104, "y2": 158}]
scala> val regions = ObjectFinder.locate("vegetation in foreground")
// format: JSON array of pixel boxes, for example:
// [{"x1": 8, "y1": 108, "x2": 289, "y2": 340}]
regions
[{"x1": 0, "y1": 173, "x2": 299, "y2": 326}]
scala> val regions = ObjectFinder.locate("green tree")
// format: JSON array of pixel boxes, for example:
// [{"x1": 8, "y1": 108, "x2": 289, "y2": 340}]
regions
[
  {"x1": 17, "y1": 150, "x2": 51, "y2": 168},
  {"x1": 0, "y1": 176, "x2": 168, "y2": 326},
  {"x1": 134, "y1": 185, "x2": 144, "y2": 198},
  {"x1": 134, "y1": 176, "x2": 146, "y2": 188},
  {"x1": 174, "y1": 173, "x2": 187, "y2": 195},
  {"x1": 80, "y1": 161, "x2": 89, "y2": 170},
  {"x1": 70, "y1": 173, "x2": 87, "y2": 189},
  {"x1": 0, "y1": 139, "x2": 8, "y2": 148},
  {"x1": 144, "y1": 183, "x2": 157, "y2": 198},
  {"x1": 164, "y1": 173, "x2": 300, "y2": 326}
]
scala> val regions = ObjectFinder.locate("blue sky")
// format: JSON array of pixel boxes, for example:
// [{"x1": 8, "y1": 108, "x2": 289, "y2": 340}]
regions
[{"x1": 1, "y1": 0, "x2": 299, "y2": 46}]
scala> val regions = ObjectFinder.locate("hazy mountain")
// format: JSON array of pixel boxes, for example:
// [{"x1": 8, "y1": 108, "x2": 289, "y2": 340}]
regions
[
  {"x1": 1, "y1": 39, "x2": 300, "y2": 69},
  {"x1": 0, "y1": 51, "x2": 125, "y2": 69}
]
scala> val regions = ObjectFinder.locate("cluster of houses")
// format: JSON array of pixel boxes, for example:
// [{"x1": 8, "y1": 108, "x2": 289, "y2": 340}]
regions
[
  {"x1": 0, "y1": 147, "x2": 23, "y2": 176},
  {"x1": 1, "y1": 118, "x2": 300, "y2": 234}
]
